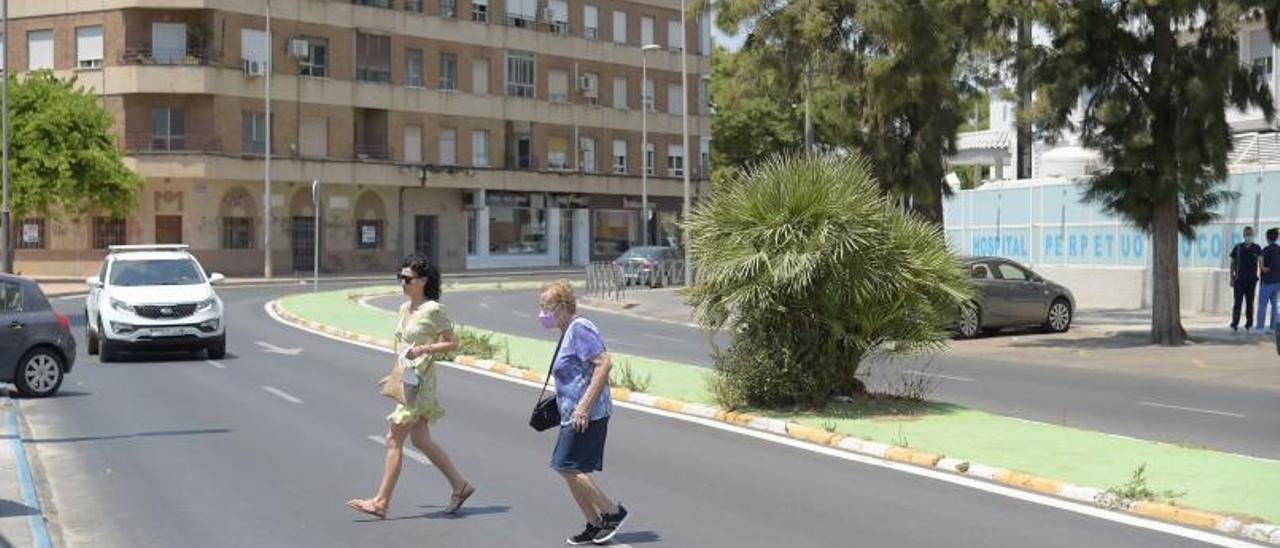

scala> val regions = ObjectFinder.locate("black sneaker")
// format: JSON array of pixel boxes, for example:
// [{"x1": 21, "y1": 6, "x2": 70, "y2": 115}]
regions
[
  {"x1": 567, "y1": 523, "x2": 603, "y2": 546},
  {"x1": 593, "y1": 504, "x2": 629, "y2": 544}
]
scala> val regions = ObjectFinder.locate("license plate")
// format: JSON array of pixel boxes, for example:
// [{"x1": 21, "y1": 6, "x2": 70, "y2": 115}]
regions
[{"x1": 150, "y1": 327, "x2": 185, "y2": 337}]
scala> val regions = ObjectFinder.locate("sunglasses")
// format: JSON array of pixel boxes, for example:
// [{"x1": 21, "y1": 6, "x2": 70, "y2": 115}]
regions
[{"x1": 398, "y1": 274, "x2": 420, "y2": 284}]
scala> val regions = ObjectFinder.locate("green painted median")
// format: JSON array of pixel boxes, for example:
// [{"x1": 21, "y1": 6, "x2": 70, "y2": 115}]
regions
[{"x1": 279, "y1": 288, "x2": 1280, "y2": 524}]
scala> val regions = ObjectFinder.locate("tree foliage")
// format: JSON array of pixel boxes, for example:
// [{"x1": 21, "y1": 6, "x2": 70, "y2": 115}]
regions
[{"x1": 685, "y1": 153, "x2": 973, "y2": 408}]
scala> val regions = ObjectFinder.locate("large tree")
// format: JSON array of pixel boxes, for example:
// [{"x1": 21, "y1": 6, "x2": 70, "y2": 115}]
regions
[
  {"x1": 1033, "y1": 3, "x2": 1279, "y2": 345},
  {"x1": 709, "y1": 45, "x2": 804, "y2": 181},
  {"x1": 2, "y1": 71, "x2": 141, "y2": 271}
]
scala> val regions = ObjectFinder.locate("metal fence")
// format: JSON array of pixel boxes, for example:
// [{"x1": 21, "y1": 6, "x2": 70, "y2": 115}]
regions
[{"x1": 584, "y1": 260, "x2": 687, "y2": 301}]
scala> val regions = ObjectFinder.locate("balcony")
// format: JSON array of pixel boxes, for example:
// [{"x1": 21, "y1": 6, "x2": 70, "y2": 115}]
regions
[
  {"x1": 125, "y1": 133, "x2": 223, "y2": 154},
  {"x1": 355, "y1": 143, "x2": 390, "y2": 160},
  {"x1": 121, "y1": 45, "x2": 219, "y2": 67}
]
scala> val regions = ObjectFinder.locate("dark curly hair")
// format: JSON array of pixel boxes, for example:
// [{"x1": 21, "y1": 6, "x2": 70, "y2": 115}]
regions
[{"x1": 402, "y1": 254, "x2": 442, "y2": 301}]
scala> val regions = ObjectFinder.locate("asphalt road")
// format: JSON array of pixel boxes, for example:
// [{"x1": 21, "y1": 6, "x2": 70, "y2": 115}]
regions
[
  {"x1": 10, "y1": 285, "x2": 1246, "y2": 547},
  {"x1": 370, "y1": 290, "x2": 1280, "y2": 459}
]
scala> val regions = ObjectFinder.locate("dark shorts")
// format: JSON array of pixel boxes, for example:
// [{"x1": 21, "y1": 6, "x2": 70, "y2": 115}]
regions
[{"x1": 551, "y1": 417, "x2": 609, "y2": 474}]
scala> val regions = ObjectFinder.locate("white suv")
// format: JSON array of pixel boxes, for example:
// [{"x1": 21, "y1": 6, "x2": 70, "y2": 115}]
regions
[{"x1": 85, "y1": 245, "x2": 226, "y2": 362}]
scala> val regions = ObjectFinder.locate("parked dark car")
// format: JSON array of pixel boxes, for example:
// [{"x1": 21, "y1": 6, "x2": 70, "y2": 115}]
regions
[
  {"x1": 0, "y1": 274, "x2": 75, "y2": 397},
  {"x1": 613, "y1": 246, "x2": 683, "y2": 287},
  {"x1": 957, "y1": 257, "x2": 1076, "y2": 338}
]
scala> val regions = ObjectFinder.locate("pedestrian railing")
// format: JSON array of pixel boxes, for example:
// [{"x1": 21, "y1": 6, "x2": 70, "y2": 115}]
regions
[{"x1": 584, "y1": 260, "x2": 687, "y2": 302}]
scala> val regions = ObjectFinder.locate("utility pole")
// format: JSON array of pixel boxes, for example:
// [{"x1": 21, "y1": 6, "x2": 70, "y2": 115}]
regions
[
  {"x1": 804, "y1": 59, "x2": 813, "y2": 154},
  {"x1": 1015, "y1": 12, "x2": 1033, "y2": 179},
  {"x1": 1, "y1": 0, "x2": 10, "y2": 274},
  {"x1": 263, "y1": 0, "x2": 274, "y2": 278},
  {"x1": 680, "y1": 0, "x2": 692, "y2": 286},
  {"x1": 641, "y1": 44, "x2": 660, "y2": 246}
]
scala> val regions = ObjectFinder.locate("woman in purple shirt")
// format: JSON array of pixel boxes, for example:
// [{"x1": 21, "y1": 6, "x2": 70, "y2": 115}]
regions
[{"x1": 538, "y1": 281, "x2": 630, "y2": 545}]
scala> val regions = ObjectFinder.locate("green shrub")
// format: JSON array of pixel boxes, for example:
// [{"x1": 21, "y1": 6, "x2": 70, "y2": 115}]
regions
[{"x1": 448, "y1": 328, "x2": 500, "y2": 361}]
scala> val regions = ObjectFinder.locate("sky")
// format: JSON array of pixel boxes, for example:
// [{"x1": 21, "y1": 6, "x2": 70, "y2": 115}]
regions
[{"x1": 712, "y1": 17, "x2": 746, "y2": 51}]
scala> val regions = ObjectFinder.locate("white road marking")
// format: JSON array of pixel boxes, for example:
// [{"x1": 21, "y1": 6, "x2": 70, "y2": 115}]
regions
[
  {"x1": 643, "y1": 333, "x2": 683, "y2": 343},
  {"x1": 1138, "y1": 401, "x2": 1245, "y2": 418},
  {"x1": 266, "y1": 300, "x2": 1258, "y2": 548},
  {"x1": 365, "y1": 435, "x2": 433, "y2": 467},
  {"x1": 203, "y1": 360, "x2": 226, "y2": 369},
  {"x1": 904, "y1": 371, "x2": 976, "y2": 383},
  {"x1": 479, "y1": 302, "x2": 491, "y2": 308},
  {"x1": 256, "y1": 341, "x2": 303, "y2": 356},
  {"x1": 510, "y1": 311, "x2": 531, "y2": 318},
  {"x1": 262, "y1": 386, "x2": 303, "y2": 404}
]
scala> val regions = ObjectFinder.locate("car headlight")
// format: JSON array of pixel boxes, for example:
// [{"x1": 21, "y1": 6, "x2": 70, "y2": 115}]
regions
[
  {"x1": 110, "y1": 298, "x2": 134, "y2": 313},
  {"x1": 196, "y1": 298, "x2": 218, "y2": 313}
]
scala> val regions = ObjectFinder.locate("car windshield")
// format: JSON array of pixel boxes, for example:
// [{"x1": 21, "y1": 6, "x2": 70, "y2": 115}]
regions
[
  {"x1": 619, "y1": 248, "x2": 665, "y2": 260},
  {"x1": 109, "y1": 259, "x2": 205, "y2": 287}
]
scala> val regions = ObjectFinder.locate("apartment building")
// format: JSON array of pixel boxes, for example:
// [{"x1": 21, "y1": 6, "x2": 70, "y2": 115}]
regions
[{"x1": 6, "y1": 0, "x2": 712, "y2": 276}]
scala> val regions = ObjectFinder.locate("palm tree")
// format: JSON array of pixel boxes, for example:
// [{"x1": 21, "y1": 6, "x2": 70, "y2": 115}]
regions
[{"x1": 684, "y1": 153, "x2": 973, "y2": 408}]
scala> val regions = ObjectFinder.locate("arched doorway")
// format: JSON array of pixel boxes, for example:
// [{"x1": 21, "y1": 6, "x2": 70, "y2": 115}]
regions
[
  {"x1": 218, "y1": 186, "x2": 257, "y2": 250},
  {"x1": 289, "y1": 187, "x2": 318, "y2": 272}
]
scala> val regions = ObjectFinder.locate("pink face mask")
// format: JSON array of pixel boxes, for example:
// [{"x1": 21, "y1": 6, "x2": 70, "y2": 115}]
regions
[{"x1": 538, "y1": 309, "x2": 559, "y2": 329}]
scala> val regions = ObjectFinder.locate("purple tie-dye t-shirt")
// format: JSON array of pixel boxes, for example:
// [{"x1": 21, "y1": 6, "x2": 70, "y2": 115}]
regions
[{"x1": 553, "y1": 318, "x2": 612, "y2": 426}]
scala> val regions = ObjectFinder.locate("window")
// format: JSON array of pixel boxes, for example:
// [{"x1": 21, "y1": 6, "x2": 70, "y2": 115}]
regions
[
  {"x1": 242, "y1": 111, "x2": 268, "y2": 154},
  {"x1": 970, "y1": 263, "x2": 992, "y2": 279},
  {"x1": 548, "y1": 136, "x2": 570, "y2": 169},
  {"x1": 76, "y1": 26, "x2": 103, "y2": 69},
  {"x1": 996, "y1": 263, "x2": 1029, "y2": 281},
  {"x1": 110, "y1": 259, "x2": 204, "y2": 287},
  {"x1": 17, "y1": 218, "x2": 46, "y2": 250},
  {"x1": 404, "y1": 125, "x2": 423, "y2": 163},
  {"x1": 28, "y1": 30, "x2": 53, "y2": 70},
  {"x1": 613, "y1": 139, "x2": 628, "y2": 173},
  {"x1": 699, "y1": 12, "x2": 712, "y2": 55},
  {"x1": 506, "y1": 0, "x2": 536, "y2": 27},
  {"x1": 405, "y1": 48, "x2": 425, "y2": 87},
  {"x1": 487, "y1": 193, "x2": 548, "y2": 255},
  {"x1": 93, "y1": 218, "x2": 126, "y2": 249},
  {"x1": 515, "y1": 134, "x2": 532, "y2": 168},
  {"x1": 548, "y1": 69, "x2": 570, "y2": 103},
  {"x1": 151, "y1": 22, "x2": 187, "y2": 65},
  {"x1": 241, "y1": 28, "x2": 268, "y2": 69},
  {"x1": 356, "y1": 0, "x2": 393, "y2": 6},
  {"x1": 612, "y1": 11, "x2": 627, "y2": 44},
  {"x1": 1250, "y1": 29, "x2": 1274, "y2": 75},
  {"x1": 405, "y1": 0, "x2": 424, "y2": 12},
  {"x1": 643, "y1": 78, "x2": 655, "y2": 112},
  {"x1": 505, "y1": 51, "x2": 536, "y2": 98},
  {"x1": 644, "y1": 142, "x2": 655, "y2": 175},
  {"x1": 641, "y1": 16, "x2": 655, "y2": 46},
  {"x1": 222, "y1": 217, "x2": 254, "y2": 250},
  {"x1": 700, "y1": 135, "x2": 710, "y2": 175},
  {"x1": 472, "y1": 58, "x2": 490, "y2": 94},
  {"x1": 356, "y1": 32, "x2": 391, "y2": 83},
  {"x1": 472, "y1": 0, "x2": 488, "y2": 22},
  {"x1": 300, "y1": 116, "x2": 328, "y2": 158},
  {"x1": 472, "y1": 130, "x2": 490, "y2": 166},
  {"x1": 582, "y1": 72, "x2": 599, "y2": 104},
  {"x1": 357, "y1": 220, "x2": 384, "y2": 249},
  {"x1": 0, "y1": 281, "x2": 22, "y2": 313},
  {"x1": 592, "y1": 210, "x2": 639, "y2": 256},
  {"x1": 667, "y1": 20, "x2": 683, "y2": 51},
  {"x1": 151, "y1": 108, "x2": 186, "y2": 151},
  {"x1": 440, "y1": 53, "x2": 458, "y2": 90},
  {"x1": 299, "y1": 37, "x2": 329, "y2": 77},
  {"x1": 584, "y1": 5, "x2": 599, "y2": 39},
  {"x1": 613, "y1": 76, "x2": 628, "y2": 110},
  {"x1": 668, "y1": 83, "x2": 684, "y2": 115},
  {"x1": 579, "y1": 137, "x2": 596, "y2": 172},
  {"x1": 439, "y1": 128, "x2": 457, "y2": 165},
  {"x1": 549, "y1": 0, "x2": 569, "y2": 35},
  {"x1": 667, "y1": 144, "x2": 684, "y2": 177},
  {"x1": 440, "y1": 0, "x2": 457, "y2": 18}
]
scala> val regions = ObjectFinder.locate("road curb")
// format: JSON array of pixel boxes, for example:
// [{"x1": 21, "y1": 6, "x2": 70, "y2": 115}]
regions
[
  {"x1": 3, "y1": 399, "x2": 54, "y2": 548},
  {"x1": 269, "y1": 297, "x2": 1280, "y2": 545}
]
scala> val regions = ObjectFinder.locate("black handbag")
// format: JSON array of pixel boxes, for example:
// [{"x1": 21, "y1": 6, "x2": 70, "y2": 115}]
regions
[{"x1": 529, "y1": 321, "x2": 572, "y2": 432}]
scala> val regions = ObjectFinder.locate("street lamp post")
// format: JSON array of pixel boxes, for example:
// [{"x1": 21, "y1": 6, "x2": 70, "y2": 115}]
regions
[
  {"x1": 311, "y1": 179, "x2": 320, "y2": 292},
  {"x1": 263, "y1": 0, "x2": 274, "y2": 278},
  {"x1": 641, "y1": 44, "x2": 661, "y2": 247},
  {"x1": 679, "y1": 0, "x2": 692, "y2": 286},
  {"x1": 1, "y1": 0, "x2": 9, "y2": 275}
]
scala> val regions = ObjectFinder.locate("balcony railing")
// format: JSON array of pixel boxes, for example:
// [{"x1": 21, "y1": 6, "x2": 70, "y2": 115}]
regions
[
  {"x1": 124, "y1": 134, "x2": 224, "y2": 153},
  {"x1": 122, "y1": 45, "x2": 219, "y2": 66}
]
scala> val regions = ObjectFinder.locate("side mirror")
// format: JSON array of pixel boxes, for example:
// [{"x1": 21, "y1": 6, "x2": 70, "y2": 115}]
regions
[
  {"x1": 86, "y1": 277, "x2": 103, "y2": 289},
  {"x1": 208, "y1": 273, "x2": 226, "y2": 286}
]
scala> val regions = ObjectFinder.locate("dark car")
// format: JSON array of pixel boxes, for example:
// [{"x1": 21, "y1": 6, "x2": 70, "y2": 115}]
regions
[
  {"x1": 957, "y1": 257, "x2": 1076, "y2": 338},
  {"x1": 613, "y1": 246, "x2": 683, "y2": 287},
  {"x1": 0, "y1": 274, "x2": 75, "y2": 397}
]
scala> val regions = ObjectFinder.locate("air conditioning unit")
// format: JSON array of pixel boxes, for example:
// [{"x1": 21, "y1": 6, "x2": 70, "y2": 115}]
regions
[
  {"x1": 242, "y1": 58, "x2": 265, "y2": 77},
  {"x1": 289, "y1": 39, "x2": 310, "y2": 60}
]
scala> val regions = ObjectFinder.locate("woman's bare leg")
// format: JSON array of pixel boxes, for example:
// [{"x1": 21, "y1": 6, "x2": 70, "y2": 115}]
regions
[
  {"x1": 560, "y1": 471, "x2": 604, "y2": 524},
  {"x1": 347, "y1": 420, "x2": 413, "y2": 515},
  {"x1": 409, "y1": 419, "x2": 467, "y2": 491}
]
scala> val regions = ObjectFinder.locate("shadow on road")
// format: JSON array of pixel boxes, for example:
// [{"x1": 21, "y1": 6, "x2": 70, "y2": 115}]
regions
[{"x1": 26, "y1": 428, "x2": 231, "y2": 445}]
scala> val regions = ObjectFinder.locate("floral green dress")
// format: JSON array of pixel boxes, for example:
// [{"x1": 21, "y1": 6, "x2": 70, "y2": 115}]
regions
[{"x1": 387, "y1": 300, "x2": 452, "y2": 425}]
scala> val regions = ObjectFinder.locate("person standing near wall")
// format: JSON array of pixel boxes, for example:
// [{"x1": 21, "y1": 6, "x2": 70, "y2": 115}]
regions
[
  {"x1": 1230, "y1": 226, "x2": 1262, "y2": 331},
  {"x1": 1256, "y1": 228, "x2": 1280, "y2": 333}
]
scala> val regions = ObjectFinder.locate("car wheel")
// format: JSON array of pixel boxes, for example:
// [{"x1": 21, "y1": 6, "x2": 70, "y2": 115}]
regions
[
  {"x1": 86, "y1": 326, "x2": 99, "y2": 356},
  {"x1": 14, "y1": 348, "x2": 64, "y2": 398},
  {"x1": 207, "y1": 336, "x2": 227, "y2": 360},
  {"x1": 99, "y1": 337, "x2": 119, "y2": 363},
  {"x1": 957, "y1": 305, "x2": 981, "y2": 339},
  {"x1": 1045, "y1": 299, "x2": 1072, "y2": 333}
]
